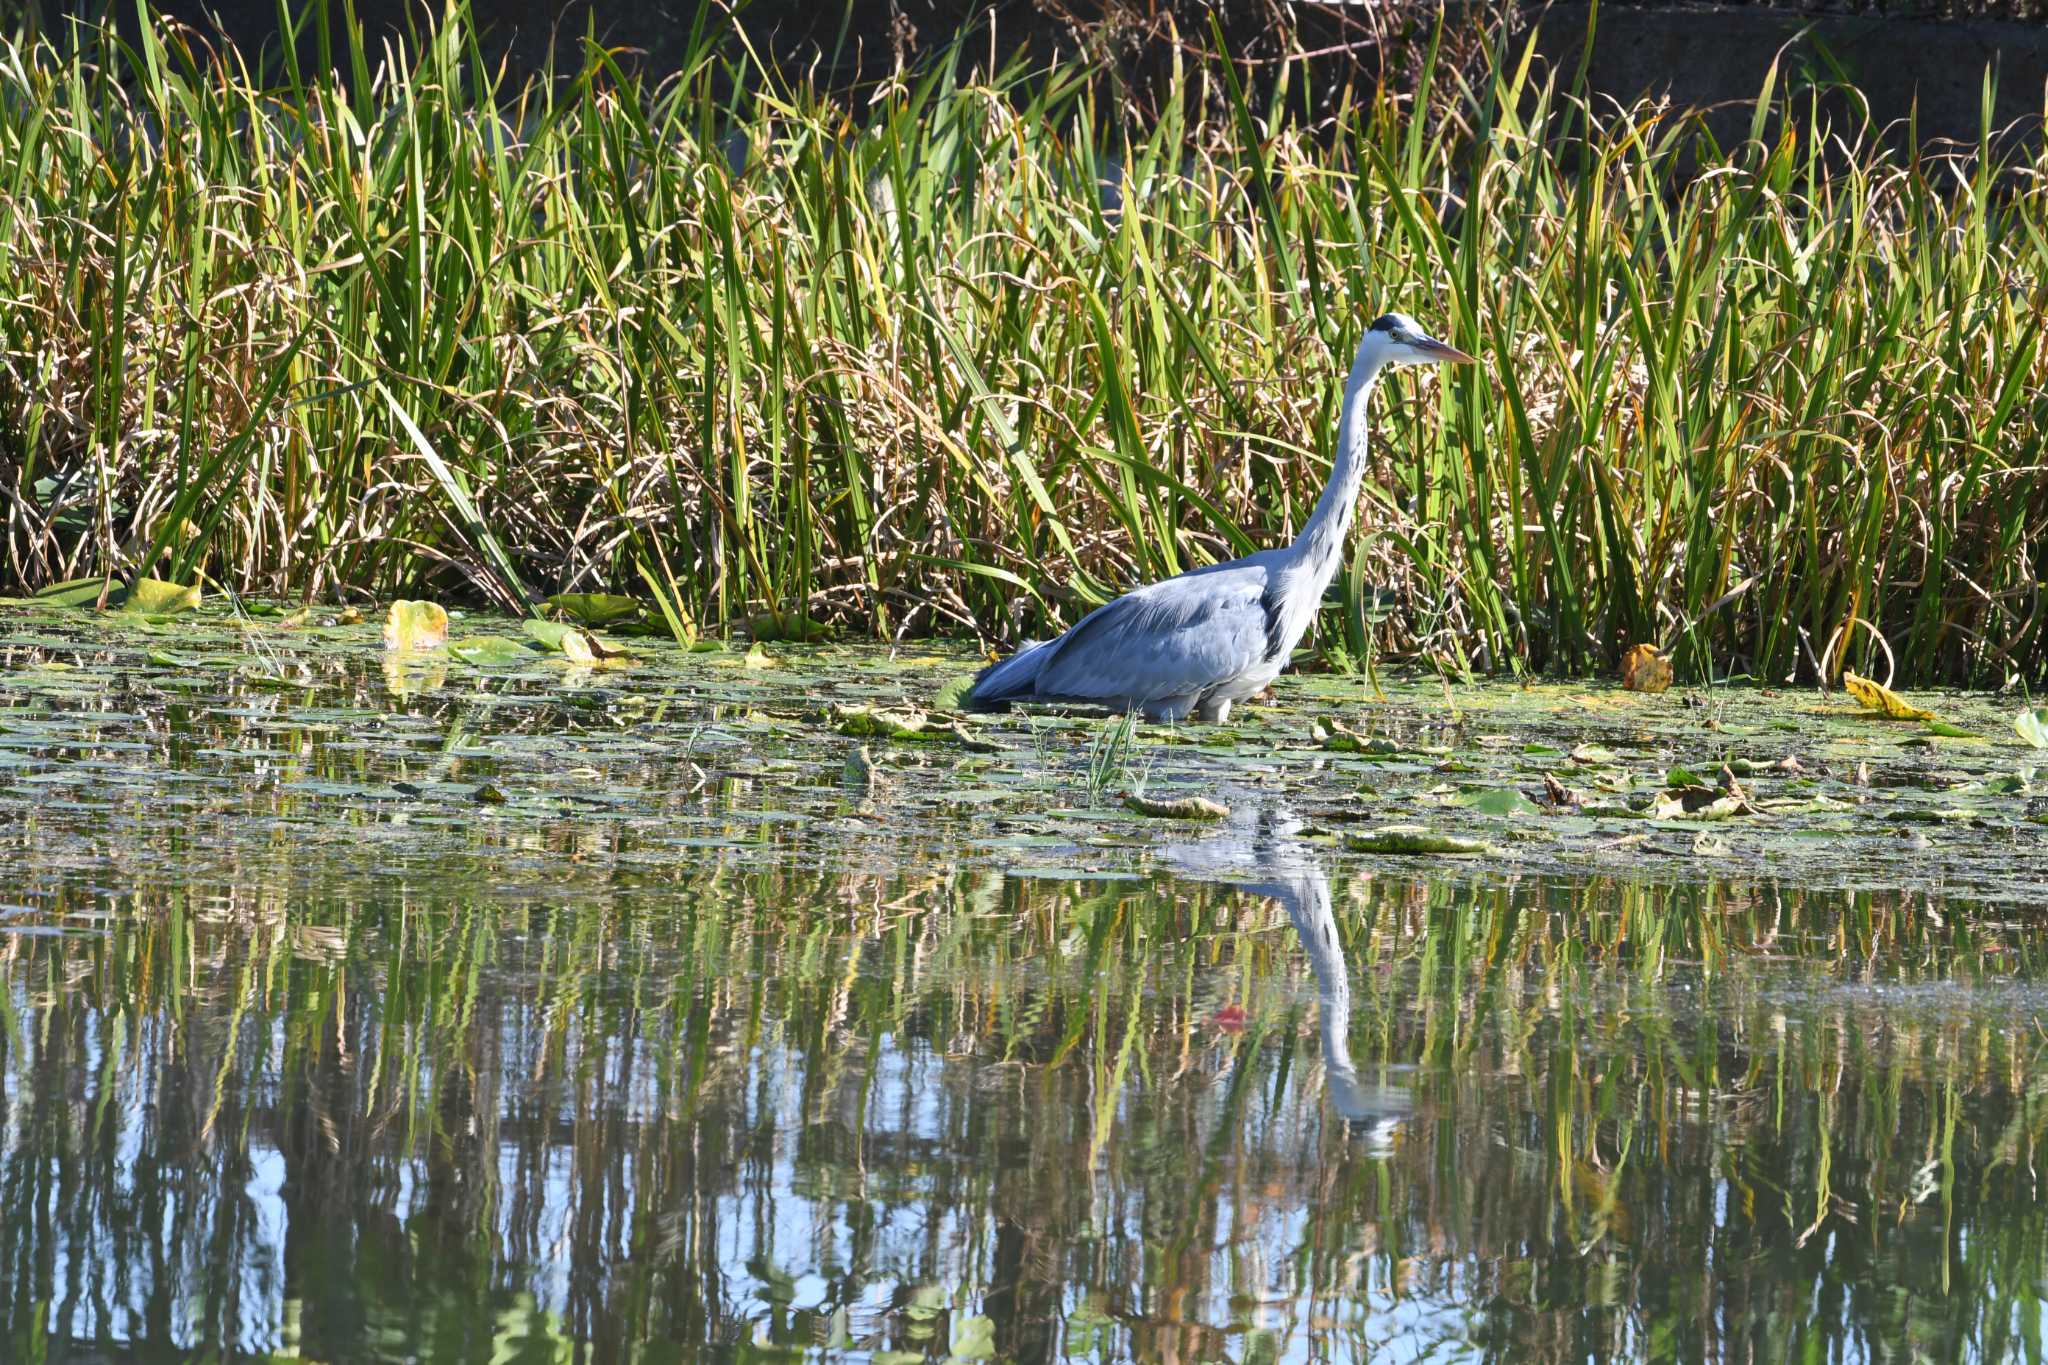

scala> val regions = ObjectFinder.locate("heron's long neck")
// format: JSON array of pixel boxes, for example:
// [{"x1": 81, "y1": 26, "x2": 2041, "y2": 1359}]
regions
[
  {"x1": 1291, "y1": 347, "x2": 1384, "y2": 588},
  {"x1": 1278, "y1": 877, "x2": 1355, "y2": 1081}
]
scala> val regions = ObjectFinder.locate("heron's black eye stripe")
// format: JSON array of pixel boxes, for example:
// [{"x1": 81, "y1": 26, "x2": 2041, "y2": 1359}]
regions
[{"x1": 1368, "y1": 313, "x2": 1399, "y2": 333}]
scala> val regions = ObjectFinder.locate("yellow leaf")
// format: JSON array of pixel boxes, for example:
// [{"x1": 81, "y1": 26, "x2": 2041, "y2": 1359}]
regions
[
  {"x1": 383, "y1": 600, "x2": 449, "y2": 651},
  {"x1": 1620, "y1": 644, "x2": 1672, "y2": 693},
  {"x1": 1842, "y1": 671, "x2": 1934, "y2": 721}
]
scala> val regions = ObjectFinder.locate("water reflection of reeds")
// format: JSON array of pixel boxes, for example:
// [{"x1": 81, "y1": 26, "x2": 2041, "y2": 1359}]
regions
[{"x1": 1, "y1": 867, "x2": 2043, "y2": 1361}]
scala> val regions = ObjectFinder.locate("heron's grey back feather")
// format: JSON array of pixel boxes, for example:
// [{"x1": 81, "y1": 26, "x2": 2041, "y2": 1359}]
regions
[{"x1": 1030, "y1": 552, "x2": 1286, "y2": 708}]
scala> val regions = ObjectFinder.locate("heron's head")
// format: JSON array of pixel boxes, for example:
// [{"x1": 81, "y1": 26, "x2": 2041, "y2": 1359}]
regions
[{"x1": 1364, "y1": 312, "x2": 1476, "y2": 367}]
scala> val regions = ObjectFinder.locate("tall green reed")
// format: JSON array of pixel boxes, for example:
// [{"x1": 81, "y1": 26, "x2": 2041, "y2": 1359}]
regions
[{"x1": 0, "y1": 4, "x2": 2040, "y2": 682}]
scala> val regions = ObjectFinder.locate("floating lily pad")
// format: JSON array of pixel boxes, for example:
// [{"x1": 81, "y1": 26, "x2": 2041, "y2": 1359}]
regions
[
  {"x1": 34, "y1": 576, "x2": 200, "y2": 613},
  {"x1": 524, "y1": 619, "x2": 577, "y2": 651},
  {"x1": 545, "y1": 593, "x2": 647, "y2": 626},
  {"x1": 1454, "y1": 787, "x2": 1542, "y2": 817},
  {"x1": 123, "y1": 578, "x2": 203, "y2": 614},
  {"x1": 561, "y1": 629, "x2": 598, "y2": 665},
  {"x1": 384, "y1": 600, "x2": 449, "y2": 650},
  {"x1": 33, "y1": 578, "x2": 110, "y2": 609},
  {"x1": 449, "y1": 635, "x2": 538, "y2": 667}
]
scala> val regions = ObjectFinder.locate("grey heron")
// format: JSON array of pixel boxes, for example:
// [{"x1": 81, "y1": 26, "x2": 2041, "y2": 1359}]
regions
[{"x1": 965, "y1": 312, "x2": 1474, "y2": 722}]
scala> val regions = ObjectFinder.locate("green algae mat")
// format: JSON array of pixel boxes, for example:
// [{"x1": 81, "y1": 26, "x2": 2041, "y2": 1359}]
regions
[{"x1": 0, "y1": 601, "x2": 2043, "y2": 1361}]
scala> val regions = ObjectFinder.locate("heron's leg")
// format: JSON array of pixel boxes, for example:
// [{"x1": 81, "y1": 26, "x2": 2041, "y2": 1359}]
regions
[
  {"x1": 1143, "y1": 696, "x2": 1194, "y2": 723},
  {"x1": 1192, "y1": 696, "x2": 1232, "y2": 724}
]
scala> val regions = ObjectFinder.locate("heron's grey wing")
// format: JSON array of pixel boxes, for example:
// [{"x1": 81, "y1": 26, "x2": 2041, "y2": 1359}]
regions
[{"x1": 1034, "y1": 561, "x2": 1277, "y2": 706}]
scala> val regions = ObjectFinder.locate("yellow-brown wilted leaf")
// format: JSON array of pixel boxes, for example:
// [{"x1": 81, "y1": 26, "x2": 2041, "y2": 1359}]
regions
[
  {"x1": 1620, "y1": 644, "x2": 1672, "y2": 693},
  {"x1": 383, "y1": 600, "x2": 449, "y2": 650},
  {"x1": 1842, "y1": 671, "x2": 1934, "y2": 721}
]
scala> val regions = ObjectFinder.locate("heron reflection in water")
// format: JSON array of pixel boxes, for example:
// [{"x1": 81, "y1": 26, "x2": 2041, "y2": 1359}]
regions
[{"x1": 1162, "y1": 805, "x2": 1409, "y2": 1150}]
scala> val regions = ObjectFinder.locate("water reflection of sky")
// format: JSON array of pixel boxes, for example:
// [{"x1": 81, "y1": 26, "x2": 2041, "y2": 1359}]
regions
[{"x1": 4, "y1": 813, "x2": 2045, "y2": 1361}]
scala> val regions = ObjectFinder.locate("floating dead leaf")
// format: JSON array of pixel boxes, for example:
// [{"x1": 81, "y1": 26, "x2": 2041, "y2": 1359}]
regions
[
  {"x1": 1841, "y1": 671, "x2": 1934, "y2": 721},
  {"x1": 384, "y1": 600, "x2": 449, "y2": 650},
  {"x1": 583, "y1": 632, "x2": 633, "y2": 662},
  {"x1": 1125, "y1": 793, "x2": 1229, "y2": 820},
  {"x1": 1621, "y1": 644, "x2": 1673, "y2": 693},
  {"x1": 1650, "y1": 784, "x2": 1754, "y2": 820},
  {"x1": 1542, "y1": 772, "x2": 1579, "y2": 808}
]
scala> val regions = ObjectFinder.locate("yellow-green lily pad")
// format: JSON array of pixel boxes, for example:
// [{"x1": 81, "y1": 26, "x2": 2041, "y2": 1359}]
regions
[
  {"x1": 384, "y1": 600, "x2": 449, "y2": 650},
  {"x1": 545, "y1": 592, "x2": 647, "y2": 626}
]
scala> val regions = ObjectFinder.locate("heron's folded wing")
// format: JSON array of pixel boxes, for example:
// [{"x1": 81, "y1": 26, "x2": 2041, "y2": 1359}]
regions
[{"x1": 1034, "y1": 562, "x2": 1274, "y2": 704}]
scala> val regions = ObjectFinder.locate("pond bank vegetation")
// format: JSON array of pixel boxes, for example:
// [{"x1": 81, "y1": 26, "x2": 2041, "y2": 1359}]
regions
[{"x1": 0, "y1": 3, "x2": 2042, "y2": 684}]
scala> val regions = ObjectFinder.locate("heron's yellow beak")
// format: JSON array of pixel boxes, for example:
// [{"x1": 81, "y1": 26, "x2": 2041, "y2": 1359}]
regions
[{"x1": 1413, "y1": 335, "x2": 1477, "y2": 364}]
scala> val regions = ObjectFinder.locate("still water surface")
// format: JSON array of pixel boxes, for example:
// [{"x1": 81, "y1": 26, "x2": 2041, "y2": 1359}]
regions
[{"x1": 0, "y1": 619, "x2": 2041, "y2": 1362}]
